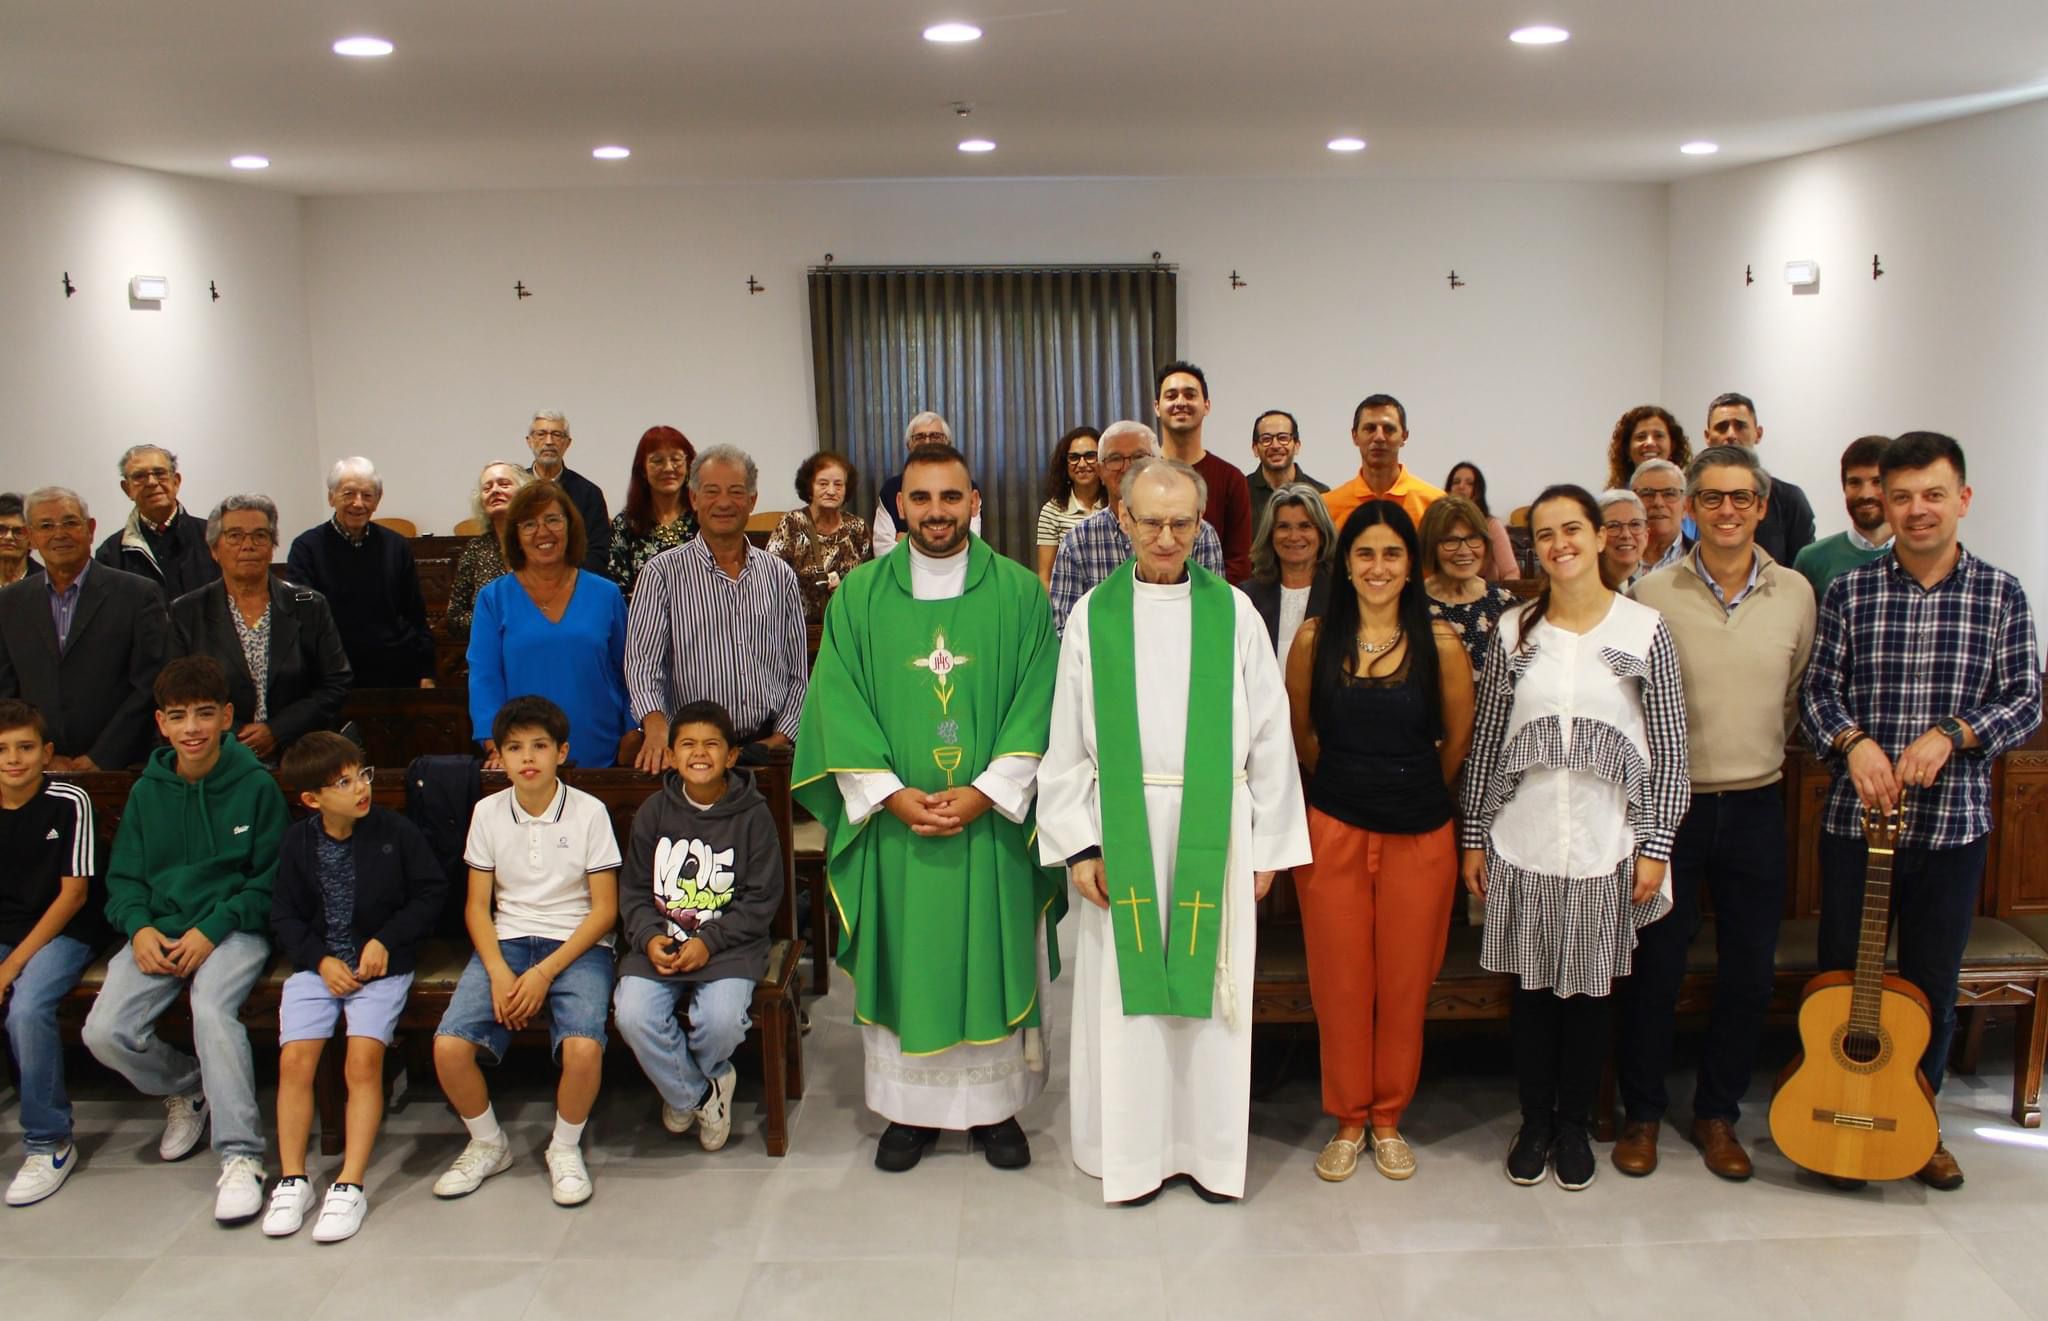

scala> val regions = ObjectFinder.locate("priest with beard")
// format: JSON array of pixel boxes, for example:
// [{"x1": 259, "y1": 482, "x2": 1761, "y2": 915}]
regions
[
  {"x1": 793, "y1": 443, "x2": 1065, "y2": 1173},
  {"x1": 1038, "y1": 457, "x2": 1310, "y2": 1204}
]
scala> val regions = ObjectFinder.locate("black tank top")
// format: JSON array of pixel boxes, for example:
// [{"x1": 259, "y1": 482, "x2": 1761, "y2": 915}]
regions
[{"x1": 1308, "y1": 658, "x2": 1452, "y2": 835}]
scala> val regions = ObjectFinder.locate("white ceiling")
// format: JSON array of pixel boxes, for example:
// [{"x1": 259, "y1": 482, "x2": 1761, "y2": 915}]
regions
[{"x1": 4, "y1": 0, "x2": 2047, "y2": 195}]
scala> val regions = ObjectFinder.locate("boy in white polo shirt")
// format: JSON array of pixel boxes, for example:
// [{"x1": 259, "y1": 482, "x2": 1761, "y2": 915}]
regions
[{"x1": 430, "y1": 696, "x2": 621, "y2": 1207}]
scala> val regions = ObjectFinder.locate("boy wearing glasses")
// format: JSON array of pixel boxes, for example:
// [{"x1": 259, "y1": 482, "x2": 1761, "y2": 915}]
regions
[{"x1": 262, "y1": 732, "x2": 445, "y2": 1241}]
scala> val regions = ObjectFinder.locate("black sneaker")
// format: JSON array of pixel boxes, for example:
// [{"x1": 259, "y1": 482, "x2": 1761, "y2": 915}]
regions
[
  {"x1": 1505, "y1": 1120, "x2": 1553, "y2": 1185},
  {"x1": 1551, "y1": 1122, "x2": 1596, "y2": 1192},
  {"x1": 970, "y1": 1117, "x2": 1031, "y2": 1170},
  {"x1": 874, "y1": 1123, "x2": 940, "y2": 1172}
]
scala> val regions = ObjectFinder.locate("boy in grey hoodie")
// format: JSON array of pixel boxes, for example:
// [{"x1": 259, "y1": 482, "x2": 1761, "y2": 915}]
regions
[{"x1": 613, "y1": 700, "x2": 783, "y2": 1151}]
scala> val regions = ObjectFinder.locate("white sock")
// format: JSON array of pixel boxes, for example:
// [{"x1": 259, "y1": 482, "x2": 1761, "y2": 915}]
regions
[
  {"x1": 461, "y1": 1105, "x2": 502, "y2": 1146},
  {"x1": 550, "y1": 1114, "x2": 586, "y2": 1151}
]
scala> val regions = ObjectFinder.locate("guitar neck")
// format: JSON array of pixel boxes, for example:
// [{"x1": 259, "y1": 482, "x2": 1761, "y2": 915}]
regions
[{"x1": 1848, "y1": 845, "x2": 1896, "y2": 1031}]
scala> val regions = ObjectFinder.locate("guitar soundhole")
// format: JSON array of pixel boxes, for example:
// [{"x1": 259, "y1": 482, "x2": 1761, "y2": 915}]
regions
[{"x1": 1830, "y1": 1025, "x2": 1893, "y2": 1073}]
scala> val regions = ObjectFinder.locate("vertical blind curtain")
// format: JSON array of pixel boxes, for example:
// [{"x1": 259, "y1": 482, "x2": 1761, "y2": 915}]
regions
[{"x1": 808, "y1": 265, "x2": 1178, "y2": 565}]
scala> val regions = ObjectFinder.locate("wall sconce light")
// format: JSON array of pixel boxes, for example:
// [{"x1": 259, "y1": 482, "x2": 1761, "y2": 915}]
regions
[
  {"x1": 1783, "y1": 261, "x2": 1819, "y2": 288},
  {"x1": 129, "y1": 275, "x2": 170, "y2": 302}
]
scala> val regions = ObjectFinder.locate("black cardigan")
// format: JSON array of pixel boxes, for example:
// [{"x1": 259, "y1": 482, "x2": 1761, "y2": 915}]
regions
[
  {"x1": 270, "y1": 807, "x2": 448, "y2": 974},
  {"x1": 1241, "y1": 565, "x2": 1333, "y2": 653},
  {"x1": 169, "y1": 577, "x2": 353, "y2": 749},
  {"x1": 284, "y1": 521, "x2": 435, "y2": 686}
]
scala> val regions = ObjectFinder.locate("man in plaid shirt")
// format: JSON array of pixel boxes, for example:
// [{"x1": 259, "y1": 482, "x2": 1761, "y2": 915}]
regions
[
  {"x1": 1800, "y1": 431, "x2": 2041, "y2": 1192},
  {"x1": 1048, "y1": 420, "x2": 1224, "y2": 635}
]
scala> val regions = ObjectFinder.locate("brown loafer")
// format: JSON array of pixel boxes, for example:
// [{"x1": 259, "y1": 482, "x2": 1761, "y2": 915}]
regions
[
  {"x1": 1914, "y1": 1143, "x2": 1965, "y2": 1192},
  {"x1": 1691, "y1": 1118, "x2": 1753, "y2": 1181},
  {"x1": 1611, "y1": 1120, "x2": 1660, "y2": 1176}
]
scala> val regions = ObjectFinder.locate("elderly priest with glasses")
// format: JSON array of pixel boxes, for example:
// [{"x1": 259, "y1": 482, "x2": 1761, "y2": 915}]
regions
[{"x1": 1037, "y1": 456, "x2": 1310, "y2": 1205}]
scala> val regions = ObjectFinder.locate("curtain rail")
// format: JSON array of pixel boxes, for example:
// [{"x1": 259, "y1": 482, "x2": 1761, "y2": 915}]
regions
[{"x1": 806, "y1": 263, "x2": 1177, "y2": 275}]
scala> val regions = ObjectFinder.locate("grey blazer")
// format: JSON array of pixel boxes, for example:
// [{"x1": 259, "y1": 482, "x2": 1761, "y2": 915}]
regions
[{"x1": 0, "y1": 562, "x2": 170, "y2": 767}]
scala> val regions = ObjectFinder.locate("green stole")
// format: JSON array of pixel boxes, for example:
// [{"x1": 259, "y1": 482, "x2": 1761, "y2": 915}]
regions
[{"x1": 1087, "y1": 560, "x2": 1235, "y2": 1018}]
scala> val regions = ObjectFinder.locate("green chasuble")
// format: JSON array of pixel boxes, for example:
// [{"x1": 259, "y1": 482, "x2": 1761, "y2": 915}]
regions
[
  {"x1": 1087, "y1": 561, "x2": 1237, "y2": 1018},
  {"x1": 793, "y1": 536, "x2": 1065, "y2": 1056}
]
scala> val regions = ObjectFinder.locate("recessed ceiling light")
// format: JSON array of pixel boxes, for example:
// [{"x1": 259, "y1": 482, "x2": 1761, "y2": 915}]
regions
[
  {"x1": 331, "y1": 36, "x2": 395, "y2": 57},
  {"x1": 1327, "y1": 137, "x2": 1367, "y2": 153},
  {"x1": 1508, "y1": 25, "x2": 1570, "y2": 44},
  {"x1": 924, "y1": 22, "x2": 983, "y2": 43},
  {"x1": 229, "y1": 155, "x2": 270, "y2": 170},
  {"x1": 592, "y1": 145, "x2": 632, "y2": 160},
  {"x1": 958, "y1": 138, "x2": 996, "y2": 153},
  {"x1": 1680, "y1": 140, "x2": 1720, "y2": 155}
]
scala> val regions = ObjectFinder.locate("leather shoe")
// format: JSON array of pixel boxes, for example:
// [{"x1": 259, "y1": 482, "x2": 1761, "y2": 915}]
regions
[
  {"x1": 970, "y1": 1117, "x2": 1031, "y2": 1170},
  {"x1": 874, "y1": 1123, "x2": 939, "y2": 1172},
  {"x1": 1611, "y1": 1120, "x2": 1660, "y2": 1177},
  {"x1": 1914, "y1": 1143, "x2": 1965, "y2": 1191},
  {"x1": 1691, "y1": 1118, "x2": 1753, "y2": 1181}
]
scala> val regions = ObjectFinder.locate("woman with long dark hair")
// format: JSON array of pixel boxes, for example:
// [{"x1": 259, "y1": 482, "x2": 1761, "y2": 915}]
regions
[
  {"x1": 1285, "y1": 502, "x2": 1474, "y2": 1183},
  {"x1": 1458, "y1": 485, "x2": 1689, "y2": 1193},
  {"x1": 1035, "y1": 426, "x2": 1106, "y2": 587},
  {"x1": 606, "y1": 426, "x2": 698, "y2": 594},
  {"x1": 1443, "y1": 462, "x2": 1519, "y2": 581}
]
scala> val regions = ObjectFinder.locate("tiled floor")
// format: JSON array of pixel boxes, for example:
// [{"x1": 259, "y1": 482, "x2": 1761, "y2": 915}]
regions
[{"x1": 7, "y1": 932, "x2": 2048, "y2": 1321}]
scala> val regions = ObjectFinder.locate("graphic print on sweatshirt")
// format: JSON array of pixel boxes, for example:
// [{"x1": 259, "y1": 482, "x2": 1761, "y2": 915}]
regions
[{"x1": 654, "y1": 834, "x2": 737, "y2": 936}]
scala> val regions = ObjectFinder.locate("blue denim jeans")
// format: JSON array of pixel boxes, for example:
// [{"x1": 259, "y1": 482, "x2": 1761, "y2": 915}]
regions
[
  {"x1": 612, "y1": 975, "x2": 754, "y2": 1112},
  {"x1": 82, "y1": 930, "x2": 271, "y2": 1159},
  {"x1": 435, "y1": 937, "x2": 615, "y2": 1064},
  {"x1": 1818, "y1": 830, "x2": 1991, "y2": 1094},
  {"x1": 1, "y1": 935, "x2": 97, "y2": 1152}
]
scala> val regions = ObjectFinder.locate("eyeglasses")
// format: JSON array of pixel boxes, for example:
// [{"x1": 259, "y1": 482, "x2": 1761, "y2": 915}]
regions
[
  {"x1": 325, "y1": 767, "x2": 375, "y2": 792},
  {"x1": 1254, "y1": 432, "x2": 1298, "y2": 446},
  {"x1": 30, "y1": 518, "x2": 87, "y2": 534},
  {"x1": 1604, "y1": 519, "x2": 1647, "y2": 536},
  {"x1": 1437, "y1": 535, "x2": 1488, "y2": 553},
  {"x1": 1067, "y1": 450, "x2": 1099, "y2": 465},
  {"x1": 1693, "y1": 488, "x2": 1760, "y2": 511},
  {"x1": 1634, "y1": 487, "x2": 1683, "y2": 504},
  {"x1": 908, "y1": 430, "x2": 949, "y2": 445},
  {"x1": 124, "y1": 467, "x2": 175, "y2": 485},
  {"x1": 219, "y1": 529, "x2": 275, "y2": 547},
  {"x1": 0, "y1": 526, "x2": 25, "y2": 540},
  {"x1": 528, "y1": 429, "x2": 569, "y2": 442},
  {"x1": 1099, "y1": 452, "x2": 1140, "y2": 470},
  {"x1": 517, "y1": 514, "x2": 570, "y2": 534},
  {"x1": 645, "y1": 454, "x2": 689, "y2": 471},
  {"x1": 1132, "y1": 516, "x2": 1198, "y2": 540}
]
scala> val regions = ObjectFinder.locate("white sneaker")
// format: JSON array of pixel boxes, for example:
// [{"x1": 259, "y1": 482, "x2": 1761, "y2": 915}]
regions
[
  {"x1": 261, "y1": 1176, "x2": 315, "y2": 1236},
  {"x1": 5, "y1": 1146, "x2": 78, "y2": 1207},
  {"x1": 660, "y1": 1103, "x2": 696, "y2": 1135},
  {"x1": 312, "y1": 1183, "x2": 369, "y2": 1243},
  {"x1": 160, "y1": 1093, "x2": 209, "y2": 1161},
  {"x1": 214, "y1": 1155, "x2": 266, "y2": 1223},
  {"x1": 432, "y1": 1136, "x2": 511, "y2": 1199},
  {"x1": 695, "y1": 1069, "x2": 738, "y2": 1152},
  {"x1": 545, "y1": 1143, "x2": 592, "y2": 1206}
]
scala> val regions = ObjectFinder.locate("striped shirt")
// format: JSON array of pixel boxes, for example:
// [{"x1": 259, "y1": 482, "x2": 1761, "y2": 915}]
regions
[
  {"x1": 1035, "y1": 494, "x2": 1104, "y2": 548},
  {"x1": 624, "y1": 535, "x2": 809, "y2": 742},
  {"x1": 1799, "y1": 547, "x2": 2041, "y2": 849},
  {"x1": 1046, "y1": 507, "x2": 1226, "y2": 634}
]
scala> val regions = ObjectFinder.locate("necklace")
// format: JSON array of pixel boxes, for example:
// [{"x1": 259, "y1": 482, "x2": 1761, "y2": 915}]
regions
[{"x1": 1357, "y1": 625, "x2": 1404, "y2": 655}]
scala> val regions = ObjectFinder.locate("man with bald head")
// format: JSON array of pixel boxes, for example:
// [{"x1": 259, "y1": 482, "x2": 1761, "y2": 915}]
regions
[
  {"x1": 95, "y1": 445, "x2": 217, "y2": 600},
  {"x1": 1039, "y1": 456, "x2": 1310, "y2": 1204},
  {"x1": 1046, "y1": 421, "x2": 1226, "y2": 634}
]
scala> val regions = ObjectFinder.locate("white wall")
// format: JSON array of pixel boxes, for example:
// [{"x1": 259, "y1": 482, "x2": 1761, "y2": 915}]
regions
[
  {"x1": 0, "y1": 144, "x2": 320, "y2": 542},
  {"x1": 1664, "y1": 98, "x2": 2048, "y2": 596},
  {"x1": 300, "y1": 178, "x2": 1668, "y2": 531}
]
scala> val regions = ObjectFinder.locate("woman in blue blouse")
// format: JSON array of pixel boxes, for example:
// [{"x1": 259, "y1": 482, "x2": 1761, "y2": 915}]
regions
[{"x1": 467, "y1": 482, "x2": 633, "y2": 768}]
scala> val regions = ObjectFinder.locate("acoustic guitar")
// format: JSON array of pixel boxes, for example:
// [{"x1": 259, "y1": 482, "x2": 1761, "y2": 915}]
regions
[{"x1": 1769, "y1": 805, "x2": 1941, "y2": 1181}]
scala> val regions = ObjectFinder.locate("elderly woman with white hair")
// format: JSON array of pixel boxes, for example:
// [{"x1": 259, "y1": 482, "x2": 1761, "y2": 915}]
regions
[
  {"x1": 871, "y1": 411, "x2": 981, "y2": 557},
  {"x1": 445, "y1": 461, "x2": 534, "y2": 633},
  {"x1": 175, "y1": 494, "x2": 352, "y2": 760},
  {"x1": 1598, "y1": 487, "x2": 1651, "y2": 590},
  {"x1": 286, "y1": 457, "x2": 437, "y2": 688}
]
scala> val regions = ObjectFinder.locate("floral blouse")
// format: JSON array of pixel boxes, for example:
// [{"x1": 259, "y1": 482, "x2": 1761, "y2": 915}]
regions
[
  {"x1": 1427, "y1": 583, "x2": 1519, "y2": 676},
  {"x1": 228, "y1": 601, "x2": 273, "y2": 722},
  {"x1": 447, "y1": 532, "x2": 508, "y2": 634},
  {"x1": 607, "y1": 510, "x2": 698, "y2": 596},
  {"x1": 766, "y1": 507, "x2": 870, "y2": 624}
]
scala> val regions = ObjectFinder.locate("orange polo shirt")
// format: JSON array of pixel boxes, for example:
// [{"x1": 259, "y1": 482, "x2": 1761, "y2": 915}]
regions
[{"x1": 1321, "y1": 464, "x2": 1447, "y2": 532}]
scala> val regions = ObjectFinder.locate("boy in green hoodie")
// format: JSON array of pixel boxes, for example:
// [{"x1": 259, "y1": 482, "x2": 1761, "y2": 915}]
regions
[{"x1": 82, "y1": 656, "x2": 287, "y2": 1225}]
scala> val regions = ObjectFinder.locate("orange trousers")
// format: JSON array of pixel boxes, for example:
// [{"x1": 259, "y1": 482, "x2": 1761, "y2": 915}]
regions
[{"x1": 1294, "y1": 808, "x2": 1458, "y2": 1127}]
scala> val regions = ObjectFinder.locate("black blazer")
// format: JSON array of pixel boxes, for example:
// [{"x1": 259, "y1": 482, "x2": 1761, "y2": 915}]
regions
[
  {"x1": 1242, "y1": 566, "x2": 1333, "y2": 654},
  {"x1": 0, "y1": 562, "x2": 169, "y2": 767},
  {"x1": 169, "y1": 577, "x2": 353, "y2": 749},
  {"x1": 271, "y1": 807, "x2": 448, "y2": 975}
]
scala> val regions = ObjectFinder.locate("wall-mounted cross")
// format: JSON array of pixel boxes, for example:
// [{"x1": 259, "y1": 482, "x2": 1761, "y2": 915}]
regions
[
  {"x1": 1228, "y1": 271, "x2": 1246, "y2": 290},
  {"x1": 210, "y1": 281, "x2": 221, "y2": 302},
  {"x1": 1745, "y1": 265, "x2": 1754, "y2": 287},
  {"x1": 1447, "y1": 270, "x2": 1466, "y2": 290},
  {"x1": 514, "y1": 280, "x2": 531, "y2": 299},
  {"x1": 747, "y1": 276, "x2": 765, "y2": 295},
  {"x1": 1872, "y1": 254, "x2": 1884, "y2": 280},
  {"x1": 62, "y1": 272, "x2": 76, "y2": 298}
]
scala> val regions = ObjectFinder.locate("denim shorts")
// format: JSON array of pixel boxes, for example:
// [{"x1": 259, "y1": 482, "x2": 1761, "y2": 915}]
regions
[
  {"x1": 434, "y1": 936, "x2": 614, "y2": 1064},
  {"x1": 278, "y1": 969, "x2": 414, "y2": 1046}
]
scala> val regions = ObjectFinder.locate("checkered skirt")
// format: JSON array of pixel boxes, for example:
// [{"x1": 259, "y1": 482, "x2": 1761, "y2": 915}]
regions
[{"x1": 1478, "y1": 849, "x2": 1669, "y2": 998}]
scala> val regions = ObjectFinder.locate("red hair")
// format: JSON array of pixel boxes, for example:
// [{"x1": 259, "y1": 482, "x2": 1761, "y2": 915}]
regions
[{"x1": 622, "y1": 425, "x2": 696, "y2": 537}]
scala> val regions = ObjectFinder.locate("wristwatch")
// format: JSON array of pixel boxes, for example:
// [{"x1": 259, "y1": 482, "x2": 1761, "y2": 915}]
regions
[{"x1": 1938, "y1": 716, "x2": 1967, "y2": 750}]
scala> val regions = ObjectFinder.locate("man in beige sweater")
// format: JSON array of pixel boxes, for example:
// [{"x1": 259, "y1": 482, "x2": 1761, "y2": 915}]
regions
[{"x1": 1616, "y1": 445, "x2": 1815, "y2": 1182}]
